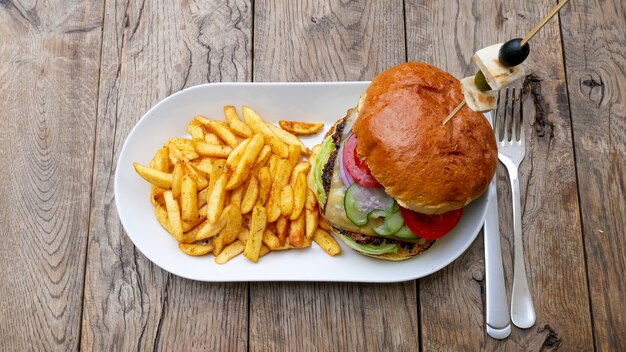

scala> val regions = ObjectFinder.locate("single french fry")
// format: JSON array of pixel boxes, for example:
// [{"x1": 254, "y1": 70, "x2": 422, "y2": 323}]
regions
[
  {"x1": 262, "y1": 229, "x2": 281, "y2": 250},
  {"x1": 150, "y1": 186, "x2": 166, "y2": 206},
  {"x1": 319, "y1": 217, "x2": 331, "y2": 231},
  {"x1": 178, "y1": 242, "x2": 213, "y2": 256},
  {"x1": 205, "y1": 132, "x2": 222, "y2": 145},
  {"x1": 257, "y1": 167, "x2": 272, "y2": 206},
  {"x1": 195, "y1": 116, "x2": 239, "y2": 148},
  {"x1": 288, "y1": 210, "x2": 305, "y2": 247},
  {"x1": 170, "y1": 162, "x2": 184, "y2": 199},
  {"x1": 188, "y1": 122, "x2": 205, "y2": 141},
  {"x1": 194, "y1": 141, "x2": 232, "y2": 158},
  {"x1": 155, "y1": 204, "x2": 175, "y2": 234},
  {"x1": 213, "y1": 205, "x2": 243, "y2": 255},
  {"x1": 241, "y1": 106, "x2": 289, "y2": 158},
  {"x1": 192, "y1": 158, "x2": 213, "y2": 178},
  {"x1": 252, "y1": 145, "x2": 271, "y2": 170},
  {"x1": 260, "y1": 244, "x2": 270, "y2": 257},
  {"x1": 226, "y1": 138, "x2": 250, "y2": 170},
  {"x1": 167, "y1": 144, "x2": 188, "y2": 164},
  {"x1": 280, "y1": 185, "x2": 294, "y2": 216},
  {"x1": 226, "y1": 133, "x2": 265, "y2": 190},
  {"x1": 198, "y1": 203, "x2": 208, "y2": 218},
  {"x1": 208, "y1": 159, "x2": 226, "y2": 194},
  {"x1": 230, "y1": 184, "x2": 244, "y2": 208},
  {"x1": 241, "y1": 176, "x2": 259, "y2": 214},
  {"x1": 198, "y1": 187, "x2": 208, "y2": 207},
  {"x1": 167, "y1": 138, "x2": 200, "y2": 160},
  {"x1": 206, "y1": 173, "x2": 229, "y2": 223},
  {"x1": 289, "y1": 172, "x2": 307, "y2": 220},
  {"x1": 181, "y1": 175, "x2": 199, "y2": 222},
  {"x1": 305, "y1": 189, "x2": 319, "y2": 239},
  {"x1": 243, "y1": 205, "x2": 267, "y2": 263},
  {"x1": 133, "y1": 162, "x2": 173, "y2": 189},
  {"x1": 224, "y1": 105, "x2": 254, "y2": 138},
  {"x1": 275, "y1": 158, "x2": 292, "y2": 188},
  {"x1": 287, "y1": 144, "x2": 300, "y2": 168},
  {"x1": 279, "y1": 120, "x2": 324, "y2": 136},
  {"x1": 151, "y1": 147, "x2": 170, "y2": 172},
  {"x1": 289, "y1": 162, "x2": 310, "y2": 187},
  {"x1": 267, "y1": 154, "x2": 281, "y2": 178},
  {"x1": 313, "y1": 228, "x2": 341, "y2": 256},
  {"x1": 265, "y1": 122, "x2": 309, "y2": 155},
  {"x1": 266, "y1": 185, "x2": 282, "y2": 223},
  {"x1": 237, "y1": 228, "x2": 250, "y2": 243},
  {"x1": 182, "y1": 215, "x2": 205, "y2": 232},
  {"x1": 182, "y1": 211, "x2": 228, "y2": 243},
  {"x1": 215, "y1": 240, "x2": 245, "y2": 264},
  {"x1": 276, "y1": 215, "x2": 289, "y2": 246},
  {"x1": 164, "y1": 191, "x2": 184, "y2": 241},
  {"x1": 183, "y1": 161, "x2": 208, "y2": 190}
]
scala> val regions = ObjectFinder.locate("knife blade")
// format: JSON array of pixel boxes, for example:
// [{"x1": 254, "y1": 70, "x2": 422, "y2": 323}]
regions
[{"x1": 484, "y1": 179, "x2": 511, "y2": 339}]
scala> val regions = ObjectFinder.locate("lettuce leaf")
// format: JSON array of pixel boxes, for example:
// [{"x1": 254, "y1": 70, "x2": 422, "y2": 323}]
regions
[
  {"x1": 310, "y1": 136, "x2": 336, "y2": 204},
  {"x1": 340, "y1": 235, "x2": 398, "y2": 255}
]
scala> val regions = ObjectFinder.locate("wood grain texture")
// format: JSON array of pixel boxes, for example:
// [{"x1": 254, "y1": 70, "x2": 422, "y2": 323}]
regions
[
  {"x1": 560, "y1": 0, "x2": 626, "y2": 350},
  {"x1": 80, "y1": 1, "x2": 251, "y2": 350},
  {"x1": 0, "y1": 1, "x2": 103, "y2": 351},
  {"x1": 251, "y1": 1, "x2": 418, "y2": 351},
  {"x1": 406, "y1": 0, "x2": 593, "y2": 350}
]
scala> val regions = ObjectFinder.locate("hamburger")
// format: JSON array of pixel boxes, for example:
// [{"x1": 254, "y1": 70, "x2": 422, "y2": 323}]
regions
[{"x1": 308, "y1": 62, "x2": 498, "y2": 260}]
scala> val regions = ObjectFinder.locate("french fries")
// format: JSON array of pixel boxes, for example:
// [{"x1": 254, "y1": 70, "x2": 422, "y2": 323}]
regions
[
  {"x1": 242, "y1": 106, "x2": 289, "y2": 158},
  {"x1": 179, "y1": 242, "x2": 213, "y2": 256},
  {"x1": 134, "y1": 105, "x2": 341, "y2": 264},
  {"x1": 180, "y1": 175, "x2": 199, "y2": 222},
  {"x1": 133, "y1": 162, "x2": 172, "y2": 189},
  {"x1": 312, "y1": 228, "x2": 341, "y2": 256},
  {"x1": 279, "y1": 120, "x2": 324, "y2": 136},
  {"x1": 243, "y1": 205, "x2": 267, "y2": 263},
  {"x1": 305, "y1": 189, "x2": 319, "y2": 239},
  {"x1": 226, "y1": 133, "x2": 265, "y2": 190},
  {"x1": 289, "y1": 172, "x2": 307, "y2": 220}
]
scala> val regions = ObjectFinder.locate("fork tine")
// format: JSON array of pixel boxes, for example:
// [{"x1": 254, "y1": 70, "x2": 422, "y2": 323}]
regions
[
  {"x1": 511, "y1": 87, "x2": 517, "y2": 142},
  {"x1": 518, "y1": 88, "x2": 524, "y2": 143},
  {"x1": 505, "y1": 88, "x2": 512, "y2": 142}
]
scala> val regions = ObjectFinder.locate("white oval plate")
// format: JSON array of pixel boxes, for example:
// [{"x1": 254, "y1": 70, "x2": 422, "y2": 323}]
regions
[{"x1": 115, "y1": 82, "x2": 489, "y2": 282}]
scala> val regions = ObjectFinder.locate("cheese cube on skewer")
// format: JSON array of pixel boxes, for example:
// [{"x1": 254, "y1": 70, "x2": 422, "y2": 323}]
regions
[
  {"x1": 460, "y1": 77, "x2": 497, "y2": 112},
  {"x1": 472, "y1": 43, "x2": 526, "y2": 90}
]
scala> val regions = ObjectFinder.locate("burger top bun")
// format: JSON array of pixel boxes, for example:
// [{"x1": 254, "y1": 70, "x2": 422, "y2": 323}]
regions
[{"x1": 353, "y1": 62, "x2": 498, "y2": 215}]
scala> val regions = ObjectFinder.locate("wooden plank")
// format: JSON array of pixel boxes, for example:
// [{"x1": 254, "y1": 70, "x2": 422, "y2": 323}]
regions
[
  {"x1": 406, "y1": 0, "x2": 593, "y2": 350},
  {"x1": 0, "y1": 2, "x2": 103, "y2": 351},
  {"x1": 80, "y1": 1, "x2": 251, "y2": 350},
  {"x1": 250, "y1": 1, "x2": 417, "y2": 351},
  {"x1": 559, "y1": 0, "x2": 626, "y2": 350}
]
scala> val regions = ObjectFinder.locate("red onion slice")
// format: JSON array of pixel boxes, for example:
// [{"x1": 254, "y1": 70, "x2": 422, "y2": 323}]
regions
[{"x1": 337, "y1": 132, "x2": 355, "y2": 187}]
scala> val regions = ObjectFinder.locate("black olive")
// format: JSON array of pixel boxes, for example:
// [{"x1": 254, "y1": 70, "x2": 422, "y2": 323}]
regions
[
  {"x1": 498, "y1": 38, "x2": 530, "y2": 67},
  {"x1": 474, "y1": 71, "x2": 492, "y2": 91}
]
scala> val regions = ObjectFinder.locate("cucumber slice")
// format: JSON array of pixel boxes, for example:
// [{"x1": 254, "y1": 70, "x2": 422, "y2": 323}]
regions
[
  {"x1": 341, "y1": 235, "x2": 398, "y2": 255},
  {"x1": 393, "y1": 224, "x2": 418, "y2": 240},
  {"x1": 343, "y1": 183, "x2": 395, "y2": 226},
  {"x1": 368, "y1": 209, "x2": 387, "y2": 220},
  {"x1": 373, "y1": 210, "x2": 404, "y2": 236}
]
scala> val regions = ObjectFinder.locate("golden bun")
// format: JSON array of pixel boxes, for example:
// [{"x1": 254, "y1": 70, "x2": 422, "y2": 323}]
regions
[{"x1": 353, "y1": 62, "x2": 497, "y2": 214}]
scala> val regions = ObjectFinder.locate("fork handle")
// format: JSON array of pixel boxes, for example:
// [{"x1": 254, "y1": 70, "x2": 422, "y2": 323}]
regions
[{"x1": 504, "y1": 163, "x2": 536, "y2": 328}]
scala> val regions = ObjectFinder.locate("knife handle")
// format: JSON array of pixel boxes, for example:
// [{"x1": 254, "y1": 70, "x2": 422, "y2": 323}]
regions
[{"x1": 484, "y1": 182, "x2": 511, "y2": 339}]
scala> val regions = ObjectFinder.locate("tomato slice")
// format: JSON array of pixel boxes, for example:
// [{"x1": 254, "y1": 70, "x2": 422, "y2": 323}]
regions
[
  {"x1": 342, "y1": 134, "x2": 382, "y2": 188},
  {"x1": 399, "y1": 207, "x2": 464, "y2": 240}
]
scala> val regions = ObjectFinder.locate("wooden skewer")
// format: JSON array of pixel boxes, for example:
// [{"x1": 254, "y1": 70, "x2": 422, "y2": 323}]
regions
[
  {"x1": 442, "y1": 100, "x2": 466, "y2": 125},
  {"x1": 443, "y1": 0, "x2": 570, "y2": 125},
  {"x1": 521, "y1": 0, "x2": 570, "y2": 46}
]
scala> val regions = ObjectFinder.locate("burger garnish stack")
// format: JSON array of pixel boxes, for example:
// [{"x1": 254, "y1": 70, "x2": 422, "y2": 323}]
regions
[{"x1": 309, "y1": 0, "x2": 570, "y2": 260}]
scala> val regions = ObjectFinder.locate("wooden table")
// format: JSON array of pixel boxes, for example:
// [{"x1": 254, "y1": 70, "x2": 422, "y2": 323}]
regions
[{"x1": 1, "y1": 0, "x2": 624, "y2": 350}]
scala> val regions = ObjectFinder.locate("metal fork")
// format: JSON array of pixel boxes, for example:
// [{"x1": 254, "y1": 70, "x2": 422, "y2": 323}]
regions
[{"x1": 495, "y1": 87, "x2": 536, "y2": 329}]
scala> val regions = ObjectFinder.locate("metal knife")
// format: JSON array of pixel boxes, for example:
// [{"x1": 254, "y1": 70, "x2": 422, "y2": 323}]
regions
[{"x1": 484, "y1": 179, "x2": 511, "y2": 339}]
